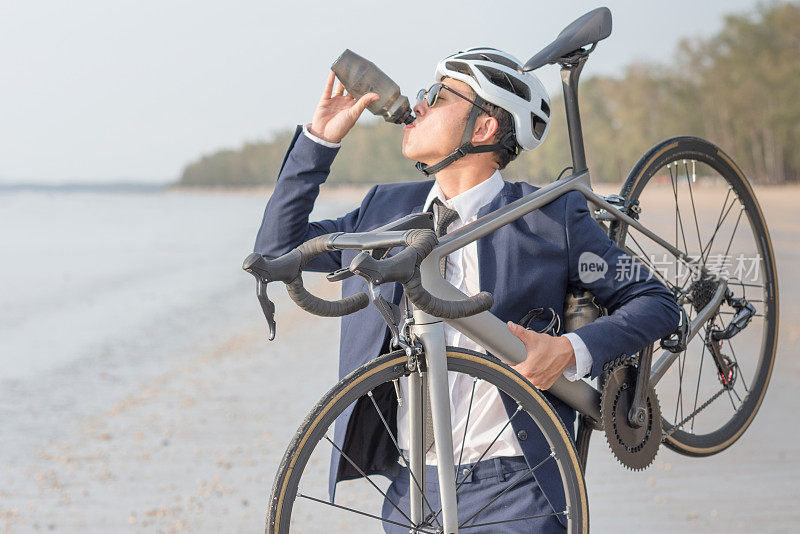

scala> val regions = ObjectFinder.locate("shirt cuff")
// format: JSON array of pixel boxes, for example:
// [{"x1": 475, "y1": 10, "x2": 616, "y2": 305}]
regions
[
  {"x1": 562, "y1": 332, "x2": 592, "y2": 381},
  {"x1": 302, "y1": 124, "x2": 342, "y2": 148}
]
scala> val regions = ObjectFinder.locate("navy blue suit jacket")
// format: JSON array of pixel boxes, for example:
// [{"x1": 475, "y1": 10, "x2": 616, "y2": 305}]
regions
[{"x1": 254, "y1": 126, "x2": 680, "y2": 526}]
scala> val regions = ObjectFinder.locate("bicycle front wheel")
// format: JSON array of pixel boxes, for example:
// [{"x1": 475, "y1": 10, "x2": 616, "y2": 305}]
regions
[
  {"x1": 267, "y1": 348, "x2": 588, "y2": 533},
  {"x1": 610, "y1": 136, "x2": 779, "y2": 457}
]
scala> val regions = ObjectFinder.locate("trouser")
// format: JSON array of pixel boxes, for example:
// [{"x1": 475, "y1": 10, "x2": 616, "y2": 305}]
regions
[{"x1": 381, "y1": 455, "x2": 566, "y2": 533}]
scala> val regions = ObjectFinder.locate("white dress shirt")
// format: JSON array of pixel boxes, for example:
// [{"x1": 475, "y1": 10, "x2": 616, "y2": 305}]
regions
[{"x1": 303, "y1": 128, "x2": 592, "y2": 464}]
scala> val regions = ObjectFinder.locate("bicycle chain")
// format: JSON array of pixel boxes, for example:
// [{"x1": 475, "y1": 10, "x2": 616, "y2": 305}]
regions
[
  {"x1": 601, "y1": 353, "x2": 639, "y2": 374},
  {"x1": 662, "y1": 387, "x2": 726, "y2": 440}
]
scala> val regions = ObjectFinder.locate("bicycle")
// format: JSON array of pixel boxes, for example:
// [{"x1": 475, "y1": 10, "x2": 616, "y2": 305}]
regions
[{"x1": 243, "y1": 7, "x2": 778, "y2": 533}]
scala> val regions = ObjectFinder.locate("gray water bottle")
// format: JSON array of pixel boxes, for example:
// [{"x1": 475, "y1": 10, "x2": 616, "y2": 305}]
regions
[
  {"x1": 563, "y1": 289, "x2": 601, "y2": 332},
  {"x1": 331, "y1": 49, "x2": 414, "y2": 125}
]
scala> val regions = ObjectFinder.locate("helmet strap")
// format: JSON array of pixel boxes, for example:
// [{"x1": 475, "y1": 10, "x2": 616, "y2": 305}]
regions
[{"x1": 415, "y1": 97, "x2": 518, "y2": 176}]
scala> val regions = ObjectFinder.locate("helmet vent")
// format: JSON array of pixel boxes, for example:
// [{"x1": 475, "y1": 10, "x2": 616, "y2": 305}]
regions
[
  {"x1": 457, "y1": 52, "x2": 521, "y2": 71},
  {"x1": 445, "y1": 61, "x2": 477, "y2": 81},
  {"x1": 531, "y1": 113, "x2": 547, "y2": 140},
  {"x1": 540, "y1": 99, "x2": 550, "y2": 117},
  {"x1": 475, "y1": 65, "x2": 531, "y2": 101}
]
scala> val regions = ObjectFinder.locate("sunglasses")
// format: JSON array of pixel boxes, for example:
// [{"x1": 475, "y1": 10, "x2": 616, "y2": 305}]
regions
[{"x1": 416, "y1": 83, "x2": 490, "y2": 114}]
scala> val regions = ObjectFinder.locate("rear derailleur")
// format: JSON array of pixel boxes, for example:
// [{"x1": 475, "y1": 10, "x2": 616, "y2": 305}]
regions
[{"x1": 707, "y1": 291, "x2": 756, "y2": 390}]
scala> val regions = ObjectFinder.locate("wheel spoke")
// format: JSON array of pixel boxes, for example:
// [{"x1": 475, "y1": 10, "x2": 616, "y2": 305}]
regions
[
  {"x1": 365, "y1": 391, "x2": 441, "y2": 528},
  {"x1": 674, "y1": 305, "x2": 695, "y2": 424},
  {"x1": 730, "y1": 385, "x2": 743, "y2": 405},
  {"x1": 684, "y1": 160, "x2": 704, "y2": 254},
  {"x1": 722, "y1": 205, "x2": 746, "y2": 260},
  {"x1": 428, "y1": 405, "x2": 524, "y2": 523},
  {"x1": 690, "y1": 333, "x2": 708, "y2": 433},
  {"x1": 726, "y1": 388, "x2": 738, "y2": 411},
  {"x1": 669, "y1": 163, "x2": 691, "y2": 255},
  {"x1": 324, "y1": 435, "x2": 416, "y2": 527},
  {"x1": 625, "y1": 235, "x2": 679, "y2": 292},
  {"x1": 295, "y1": 492, "x2": 437, "y2": 534},
  {"x1": 700, "y1": 186, "x2": 733, "y2": 264},
  {"x1": 455, "y1": 405, "x2": 522, "y2": 492},
  {"x1": 726, "y1": 281, "x2": 764, "y2": 289},
  {"x1": 459, "y1": 510, "x2": 566, "y2": 530},
  {"x1": 459, "y1": 452, "x2": 556, "y2": 528},
  {"x1": 725, "y1": 338, "x2": 749, "y2": 391},
  {"x1": 717, "y1": 311, "x2": 764, "y2": 318},
  {"x1": 700, "y1": 190, "x2": 738, "y2": 264},
  {"x1": 455, "y1": 378, "x2": 478, "y2": 484}
]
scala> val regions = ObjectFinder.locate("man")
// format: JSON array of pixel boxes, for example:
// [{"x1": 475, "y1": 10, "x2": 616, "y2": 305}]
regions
[{"x1": 255, "y1": 49, "x2": 680, "y2": 532}]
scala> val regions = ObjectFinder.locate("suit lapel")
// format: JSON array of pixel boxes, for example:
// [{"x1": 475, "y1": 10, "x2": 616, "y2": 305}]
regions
[{"x1": 476, "y1": 181, "x2": 515, "y2": 297}]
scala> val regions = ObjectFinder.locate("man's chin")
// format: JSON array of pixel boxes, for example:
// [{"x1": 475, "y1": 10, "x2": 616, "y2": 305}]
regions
[{"x1": 401, "y1": 143, "x2": 420, "y2": 162}]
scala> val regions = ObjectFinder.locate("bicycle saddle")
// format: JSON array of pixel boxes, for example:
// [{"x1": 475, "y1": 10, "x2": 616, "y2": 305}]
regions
[{"x1": 523, "y1": 7, "x2": 612, "y2": 71}]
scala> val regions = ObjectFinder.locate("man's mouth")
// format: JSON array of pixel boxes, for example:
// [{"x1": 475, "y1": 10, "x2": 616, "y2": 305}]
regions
[{"x1": 403, "y1": 122, "x2": 415, "y2": 131}]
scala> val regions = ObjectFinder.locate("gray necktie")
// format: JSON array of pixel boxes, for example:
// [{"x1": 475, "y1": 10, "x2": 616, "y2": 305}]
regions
[
  {"x1": 424, "y1": 197, "x2": 460, "y2": 453},
  {"x1": 433, "y1": 197, "x2": 460, "y2": 276}
]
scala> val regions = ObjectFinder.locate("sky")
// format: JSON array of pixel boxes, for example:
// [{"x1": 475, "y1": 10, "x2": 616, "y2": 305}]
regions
[{"x1": 0, "y1": 0, "x2": 764, "y2": 184}]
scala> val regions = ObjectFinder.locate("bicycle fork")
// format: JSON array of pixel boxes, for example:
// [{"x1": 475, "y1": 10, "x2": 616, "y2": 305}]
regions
[{"x1": 409, "y1": 309, "x2": 459, "y2": 534}]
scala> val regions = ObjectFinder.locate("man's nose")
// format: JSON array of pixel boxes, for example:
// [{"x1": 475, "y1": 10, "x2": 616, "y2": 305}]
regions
[{"x1": 413, "y1": 99, "x2": 427, "y2": 117}]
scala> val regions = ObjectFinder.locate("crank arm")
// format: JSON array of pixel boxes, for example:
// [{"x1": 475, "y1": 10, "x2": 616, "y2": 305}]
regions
[{"x1": 627, "y1": 343, "x2": 654, "y2": 428}]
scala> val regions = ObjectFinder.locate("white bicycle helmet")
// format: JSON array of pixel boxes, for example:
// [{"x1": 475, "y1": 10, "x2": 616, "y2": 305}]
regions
[
  {"x1": 437, "y1": 48, "x2": 551, "y2": 151},
  {"x1": 416, "y1": 47, "x2": 551, "y2": 175}
]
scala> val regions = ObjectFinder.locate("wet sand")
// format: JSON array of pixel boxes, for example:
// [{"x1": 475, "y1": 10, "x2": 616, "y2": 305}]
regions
[{"x1": 1, "y1": 185, "x2": 798, "y2": 532}]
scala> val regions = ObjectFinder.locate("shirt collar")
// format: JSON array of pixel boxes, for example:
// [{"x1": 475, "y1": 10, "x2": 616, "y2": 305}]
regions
[{"x1": 422, "y1": 169, "x2": 504, "y2": 222}]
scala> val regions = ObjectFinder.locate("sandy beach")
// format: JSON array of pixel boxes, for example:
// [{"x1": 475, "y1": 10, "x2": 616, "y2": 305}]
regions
[{"x1": 1, "y1": 185, "x2": 799, "y2": 533}]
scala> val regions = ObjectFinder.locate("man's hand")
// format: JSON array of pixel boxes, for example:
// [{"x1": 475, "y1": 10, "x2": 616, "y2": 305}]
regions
[
  {"x1": 308, "y1": 71, "x2": 380, "y2": 144},
  {"x1": 507, "y1": 321, "x2": 576, "y2": 390}
]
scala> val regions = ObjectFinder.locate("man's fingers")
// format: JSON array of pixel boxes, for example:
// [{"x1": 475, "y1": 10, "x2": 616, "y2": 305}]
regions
[
  {"x1": 333, "y1": 79, "x2": 345, "y2": 96},
  {"x1": 349, "y1": 93, "x2": 379, "y2": 117},
  {"x1": 507, "y1": 321, "x2": 527, "y2": 339},
  {"x1": 321, "y1": 71, "x2": 335, "y2": 100}
]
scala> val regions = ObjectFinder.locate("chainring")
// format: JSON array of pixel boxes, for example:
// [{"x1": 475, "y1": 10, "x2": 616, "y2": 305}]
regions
[{"x1": 600, "y1": 363, "x2": 662, "y2": 471}]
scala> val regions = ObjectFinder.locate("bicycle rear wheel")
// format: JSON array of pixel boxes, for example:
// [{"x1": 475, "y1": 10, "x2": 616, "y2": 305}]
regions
[
  {"x1": 267, "y1": 348, "x2": 588, "y2": 533},
  {"x1": 610, "y1": 136, "x2": 779, "y2": 456}
]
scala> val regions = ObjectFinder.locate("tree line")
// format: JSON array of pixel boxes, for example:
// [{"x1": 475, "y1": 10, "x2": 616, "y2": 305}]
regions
[{"x1": 178, "y1": 2, "x2": 799, "y2": 187}]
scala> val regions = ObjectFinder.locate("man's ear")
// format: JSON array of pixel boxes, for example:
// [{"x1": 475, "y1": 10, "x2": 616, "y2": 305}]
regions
[{"x1": 472, "y1": 115, "x2": 499, "y2": 144}]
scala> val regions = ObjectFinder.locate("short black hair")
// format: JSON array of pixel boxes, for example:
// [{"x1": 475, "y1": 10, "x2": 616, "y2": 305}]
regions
[{"x1": 480, "y1": 100, "x2": 519, "y2": 170}]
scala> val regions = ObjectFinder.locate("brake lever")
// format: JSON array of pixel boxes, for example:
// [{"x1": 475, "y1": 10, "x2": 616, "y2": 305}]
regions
[
  {"x1": 367, "y1": 283, "x2": 403, "y2": 347},
  {"x1": 256, "y1": 278, "x2": 277, "y2": 341}
]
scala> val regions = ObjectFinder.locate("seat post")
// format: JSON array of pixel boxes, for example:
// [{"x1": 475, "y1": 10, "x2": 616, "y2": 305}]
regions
[{"x1": 560, "y1": 56, "x2": 589, "y2": 174}]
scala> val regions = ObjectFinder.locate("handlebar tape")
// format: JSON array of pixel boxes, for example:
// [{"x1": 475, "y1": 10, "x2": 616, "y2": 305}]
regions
[
  {"x1": 401, "y1": 229, "x2": 495, "y2": 319},
  {"x1": 285, "y1": 234, "x2": 369, "y2": 317},
  {"x1": 286, "y1": 277, "x2": 369, "y2": 317}
]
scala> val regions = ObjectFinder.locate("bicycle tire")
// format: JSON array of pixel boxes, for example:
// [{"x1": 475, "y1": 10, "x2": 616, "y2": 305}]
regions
[
  {"x1": 266, "y1": 348, "x2": 589, "y2": 533},
  {"x1": 609, "y1": 136, "x2": 779, "y2": 457}
]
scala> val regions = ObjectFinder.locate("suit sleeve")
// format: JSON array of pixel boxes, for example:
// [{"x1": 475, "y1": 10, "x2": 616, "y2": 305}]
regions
[
  {"x1": 253, "y1": 125, "x2": 378, "y2": 272},
  {"x1": 563, "y1": 191, "x2": 681, "y2": 378}
]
